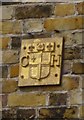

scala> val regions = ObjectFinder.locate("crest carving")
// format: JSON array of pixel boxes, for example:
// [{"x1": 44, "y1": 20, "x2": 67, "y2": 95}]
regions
[{"x1": 19, "y1": 37, "x2": 63, "y2": 86}]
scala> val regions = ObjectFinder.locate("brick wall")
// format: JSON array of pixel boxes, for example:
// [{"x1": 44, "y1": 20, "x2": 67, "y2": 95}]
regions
[{"x1": 1, "y1": 0, "x2": 84, "y2": 119}]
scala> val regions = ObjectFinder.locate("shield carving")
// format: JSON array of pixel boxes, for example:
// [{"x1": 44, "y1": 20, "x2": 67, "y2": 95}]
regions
[
  {"x1": 19, "y1": 37, "x2": 63, "y2": 86},
  {"x1": 29, "y1": 52, "x2": 51, "y2": 80}
]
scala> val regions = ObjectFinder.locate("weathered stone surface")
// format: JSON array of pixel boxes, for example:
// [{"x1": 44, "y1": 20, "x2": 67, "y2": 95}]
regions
[
  {"x1": 39, "y1": 107, "x2": 78, "y2": 119},
  {"x1": 54, "y1": 3, "x2": 75, "y2": 16},
  {"x1": 72, "y1": 62, "x2": 84, "y2": 74},
  {"x1": 15, "y1": 5, "x2": 53, "y2": 19},
  {"x1": 49, "y1": 93, "x2": 67, "y2": 106},
  {"x1": 2, "y1": 79, "x2": 18, "y2": 93},
  {"x1": 8, "y1": 93, "x2": 46, "y2": 107},
  {"x1": 44, "y1": 16, "x2": 83, "y2": 31},
  {"x1": 2, "y1": 50, "x2": 19, "y2": 64},
  {"x1": 24, "y1": 19, "x2": 43, "y2": 33},
  {"x1": 10, "y1": 64, "x2": 19, "y2": 78},
  {"x1": 17, "y1": 109, "x2": 35, "y2": 119}
]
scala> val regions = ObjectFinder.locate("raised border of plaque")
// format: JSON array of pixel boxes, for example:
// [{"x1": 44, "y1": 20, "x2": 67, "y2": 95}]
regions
[{"x1": 18, "y1": 37, "x2": 63, "y2": 86}]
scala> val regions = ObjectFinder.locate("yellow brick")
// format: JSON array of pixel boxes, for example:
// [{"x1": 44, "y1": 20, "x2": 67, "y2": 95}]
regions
[
  {"x1": 0, "y1": 21, "x2": 22, "y2": 34},
  {"x1": 44, "y1": 16, "x2": 83, "y2": 31},
  {"x1": 63, "y1": 107, "x2": 78, "y2": 119},
  {"x1": 62, "y1": 76, "x2": 79, "y2": 90},
  {"x1": 10, "y1": 64, "x2": 19, "y2": 78},
  {"x1": 2, "y1": 50, "x2": 19, "y2": 64},
  {"x1": 8, "y1": 93, "x2": 46, "y2": 107},
  {"x1": 24, "y1": 19, "x2": 43, "y2": 32},
  {"x1": 76, "y1": 2, "x2": 84, "y2": 15},
  {"x1": 80, "y1": 106, "x2": 84, "y2": 118},
  {"x1": 54, "y1": 3, "x2": 75, "y2": 16},
  {"x1": 2, "y1": 79, "x2": 18, "y2": 93},
  {"x1": 0, "y1": 37, "x2": 10, "y2": 49}
]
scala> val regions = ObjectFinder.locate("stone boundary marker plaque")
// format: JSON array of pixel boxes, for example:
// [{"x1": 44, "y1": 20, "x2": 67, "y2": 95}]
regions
[{"x1": 18, "y1": 37, "x2": 63, "y2": 86}]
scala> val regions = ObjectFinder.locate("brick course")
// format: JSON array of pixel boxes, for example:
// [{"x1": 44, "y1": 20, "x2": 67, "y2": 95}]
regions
[
  {"x1": 8, "y1": 93, "x2": 46, "y2": 107},
  {"x1": 44, "y1": 16, "x2": 83, "y2": 31},
  {"x1": 39, "y1": 107, "x2": 78, "y2": 119}
]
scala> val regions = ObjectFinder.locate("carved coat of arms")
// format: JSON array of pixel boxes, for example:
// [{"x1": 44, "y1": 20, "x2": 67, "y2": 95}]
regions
[{"x1": 19, "y1": 38, "x2": 63, "y2": 86}]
